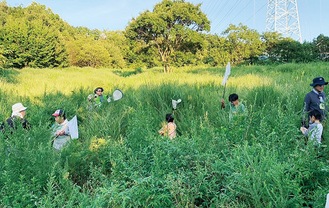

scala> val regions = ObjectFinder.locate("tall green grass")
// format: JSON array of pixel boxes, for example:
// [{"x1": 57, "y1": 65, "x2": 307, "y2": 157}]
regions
[{"x1": 1, "y1": 63, "x2": 329, "y2": 207}]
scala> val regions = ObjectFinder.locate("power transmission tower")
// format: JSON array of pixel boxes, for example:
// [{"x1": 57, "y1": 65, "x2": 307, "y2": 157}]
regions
[{"x1": 266, "y1": 0, "x2": 302, "y2": 42}]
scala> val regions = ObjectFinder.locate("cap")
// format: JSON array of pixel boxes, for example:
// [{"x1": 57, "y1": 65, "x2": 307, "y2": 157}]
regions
[{"x1": 52, "y1": 109, "x2": 64, "y2": 117}]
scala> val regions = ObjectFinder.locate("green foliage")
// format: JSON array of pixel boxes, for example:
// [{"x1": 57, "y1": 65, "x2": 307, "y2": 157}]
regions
[
  {"x1": 125, "y1": 40, "x2": 161, "y2": 69},
  {"x1": 1, "y1": 1, "x2": 328, "y2": 70},
  {"x1": 65, "y1": 30, "x2": 128, "y2": 68},
  {"x1": 66, "y1": 34, "x2": 111, "y2": 68},
  {"x1": 113, "y1": 67, "x2": 143, "y2": 77},
  {"x1": 223, "y1": 23, "x2": 265, "y2": 65},
  {"x1": 313, "y1": 34, "x2": 329, "y2": 61},
  {"x1": 102, "y1": 31, "x2": 128, "y2": 68},
  {"x1": 0, "y1": 2, "x2": 68, "y2": 69},
  {"x1": 201, "y1": 34, "x2": 230, "y2": 67},
  {"x1": 2, "y1": 63, "x2": 329, "y2": 206},
  {"x1": 0, "y1": 67, "x2": 18, "y2": 83},
  {"x1": 125, "y1": 0, "x2": 210, "y2": 72},
  {"x1": 268, "y1": 38, "x2": 317, "y2": 63}
]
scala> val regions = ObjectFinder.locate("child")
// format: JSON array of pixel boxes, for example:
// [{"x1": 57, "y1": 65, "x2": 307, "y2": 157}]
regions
[
  {"x1": 300, "y1": 109, "x2": 323, "y2": 145},
  {"x1": 221, "y1": 93, "x2": 246, "y2": 120},
  {"x1": 51, "y1": 109, "x2": 71, "y2": 150},
  {"x1": 158, "y1": 113, "x2": 177, "y2": 140}
]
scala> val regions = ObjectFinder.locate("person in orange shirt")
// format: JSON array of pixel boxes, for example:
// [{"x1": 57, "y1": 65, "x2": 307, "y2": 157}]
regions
[{"x1": 158, "y1": 113, "x2": 177, "y2": 140}]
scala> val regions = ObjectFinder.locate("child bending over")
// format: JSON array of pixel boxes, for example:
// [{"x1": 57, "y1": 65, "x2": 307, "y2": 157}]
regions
[{"x1": 158, "y1": 113, "x2": 177, "y2": 140}]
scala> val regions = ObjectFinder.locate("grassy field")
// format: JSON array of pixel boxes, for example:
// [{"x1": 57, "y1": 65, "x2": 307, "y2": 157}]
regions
[{"x1": 1, "y1": 63, "x2": 329, "y2": 207}]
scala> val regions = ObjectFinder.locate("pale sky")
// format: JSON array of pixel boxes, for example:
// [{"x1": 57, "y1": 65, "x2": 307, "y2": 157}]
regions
[{"x1": 5, "y1": 0, "x2": 329, "y2": 42}]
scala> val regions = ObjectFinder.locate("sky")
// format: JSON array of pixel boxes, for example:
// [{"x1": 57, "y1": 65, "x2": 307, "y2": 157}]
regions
[{"x1": 5, "y1": 0, "x2": 329, "y2": 42}]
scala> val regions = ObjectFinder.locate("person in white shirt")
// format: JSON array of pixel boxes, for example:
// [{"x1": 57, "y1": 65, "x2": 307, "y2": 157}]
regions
[
  {"x1": 51, "y1": 109, "x2": 71, "y2": 150},
  {"x1": 300, "y1": 109, "x2": 323, "y2": 145}
]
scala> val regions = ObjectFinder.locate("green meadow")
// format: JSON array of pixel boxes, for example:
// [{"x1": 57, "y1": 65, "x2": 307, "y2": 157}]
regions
[{"x1": 1, "y1": 63, "x2": 329, "y2": 207}]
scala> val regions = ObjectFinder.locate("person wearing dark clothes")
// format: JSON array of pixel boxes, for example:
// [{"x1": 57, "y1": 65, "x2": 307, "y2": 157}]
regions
[
  {"x1": 304, "y1": 77, "x2": 328, "y2": 123},
  {"x1": 6, "y1": 103, "x2": 30, "y2": 130}
]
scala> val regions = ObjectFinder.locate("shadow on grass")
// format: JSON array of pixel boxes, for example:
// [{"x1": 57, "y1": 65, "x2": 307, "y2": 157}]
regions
[
  {"x1": 113, "y1": 67, "x2": 143, "y2": 77},
  {"x1": 0, "y1": 68, "x2": 19, "y2": 84},
  {"x1": 187, "y1": 67, "x2": 224, "y2": 75}
]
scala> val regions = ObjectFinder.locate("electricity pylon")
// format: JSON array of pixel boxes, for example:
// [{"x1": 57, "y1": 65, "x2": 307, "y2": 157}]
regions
[{"x1": 266, "y1": 0, "x2": 302, "y2": 42}]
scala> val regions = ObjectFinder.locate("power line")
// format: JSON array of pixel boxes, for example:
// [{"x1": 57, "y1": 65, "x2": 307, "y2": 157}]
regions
[
  {"x1": 245, "y1": 2, "x2": 267, "y2": 30},
  {"x1": 203, "y1": 0, "x2": 227, "y2": 21},
  {"x1": 195, "y1": 0, "x2": 327, "y2": 41},
  {"x1": 230, "y1": 0, "x2": 253, "y2": 26},
  {"x1": 212, "y1": 0, "x2": 247, "y2": 33}
]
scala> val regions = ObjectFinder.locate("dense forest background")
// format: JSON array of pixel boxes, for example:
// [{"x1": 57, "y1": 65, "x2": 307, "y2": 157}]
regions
[{"x1": 0, "y1": 0, "x2": 328, "y2": 71}]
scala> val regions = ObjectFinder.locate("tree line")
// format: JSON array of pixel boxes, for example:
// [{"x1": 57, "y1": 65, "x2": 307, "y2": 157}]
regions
[{"x1": 0, "y1": 0, "x2": 328, "y2": 72}]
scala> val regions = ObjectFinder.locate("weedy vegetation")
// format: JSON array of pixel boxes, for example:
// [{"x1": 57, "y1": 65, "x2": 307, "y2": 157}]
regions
[{"x1": 0, "y1": 63, "x2": 329, "y2": 207}]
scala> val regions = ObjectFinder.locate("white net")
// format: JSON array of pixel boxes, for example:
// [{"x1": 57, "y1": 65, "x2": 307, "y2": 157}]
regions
[{"x1": 112, "y1": 89, "x2": 123, "y2": 101}]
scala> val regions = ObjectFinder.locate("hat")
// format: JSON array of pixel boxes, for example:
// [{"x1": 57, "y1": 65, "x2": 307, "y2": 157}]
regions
[
  {"x1": 94, "y1": 87, "x2": 104, "y2": 94},
  {"x1": 310, "y1": 77, "x2": 328, "y2": 87},
  {"x1": 52, "y1": 109, "x2": 64, "y2": 117},
  {"x1": 12, "y1": 103, "x2": 27, "y2": 114}
]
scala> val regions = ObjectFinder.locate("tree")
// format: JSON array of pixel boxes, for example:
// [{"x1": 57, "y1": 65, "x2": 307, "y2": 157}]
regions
[
  {"x1": 0, "y1": 45, "x2": 6, "y2": 66},
  {"x1": 261, "y1": 32, "x2": 284, "y2": 55},
  {"x1": 125, "y1": 39, "x2": 160, "y2": 69},
  {"x1": 0, "y1": 2, "x2": 68, "y2": 68},
  {"x1": 101, "y1": 31, "x2": 128, "y2": 68},
  {"x1": 66, "y1": 34, "x2": 111, "y2": 68},
  {"x1": 265, "y1": 37, "x2": 316, "y2": 63},
  {"x1": 201, "y1": 34, "x2": 230, "y2": 67},
  {"x1": 0, "y1": 1, "x2": 9, "y2": 26},
  {"x1": 222, "y1": 24, "x2": 264, "y2": 65},
  {"x1": 125, "y1": 0, "x2": 210, "y2": 72},
  {"x1": 314, "y1": 34, "x2": 329, "y2": 61},
  {"x1": 0, "y1": 13, "x2": 29, "y2": 68}
]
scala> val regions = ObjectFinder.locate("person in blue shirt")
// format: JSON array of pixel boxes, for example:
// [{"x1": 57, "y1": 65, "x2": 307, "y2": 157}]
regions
[{"x1": 304, "y1": 77, "x2": 328, "y2": 124}]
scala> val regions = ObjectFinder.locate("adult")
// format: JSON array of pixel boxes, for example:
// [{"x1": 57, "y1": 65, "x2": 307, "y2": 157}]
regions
[
  {"x1": 304, "y1": 77, "x2": 328, "y2": 123},
  {"x1": 51, "y1": 109, "x2": 71, "y2": 150},
  {"x1": 87, "y1": 87, "x2": 109, "y2": 107},
  {"x1": 6, "y1": 103, "x2": 30, "y2": 130}
]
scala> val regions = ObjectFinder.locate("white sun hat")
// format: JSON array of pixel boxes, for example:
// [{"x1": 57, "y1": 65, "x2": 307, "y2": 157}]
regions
[{"x1": 12, "y1": 103, "x2": 27, "y2": 114}]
